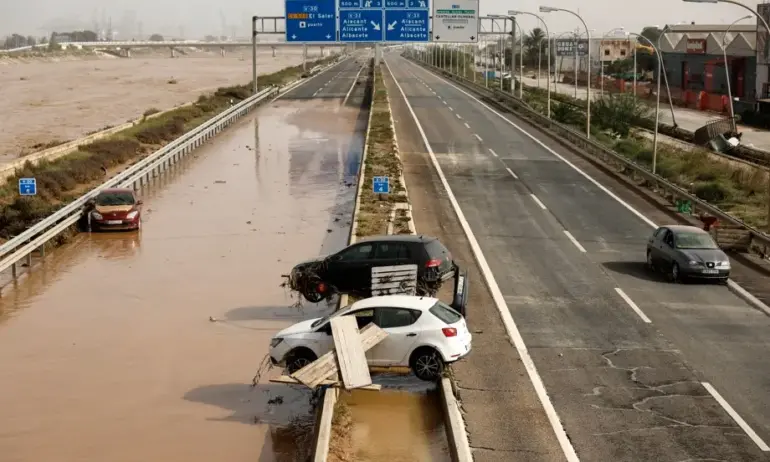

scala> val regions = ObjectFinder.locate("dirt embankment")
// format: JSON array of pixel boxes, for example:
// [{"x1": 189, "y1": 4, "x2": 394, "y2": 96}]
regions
[{"x1": 0, "y1": 47, "x2": 339, "y2": 160}]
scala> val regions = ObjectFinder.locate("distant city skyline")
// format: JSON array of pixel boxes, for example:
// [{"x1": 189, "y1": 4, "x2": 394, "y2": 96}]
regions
[{"x1": 1, "y1": 0, "x2": 766, "y2": 39}]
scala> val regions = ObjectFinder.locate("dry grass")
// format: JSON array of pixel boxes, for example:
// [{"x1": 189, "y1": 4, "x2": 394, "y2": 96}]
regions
[
  {"x1": 327, "y1": 397, "x2": 354, "y2": 462},
  {"x1": 0, "y1": 54, "x2": 340, "y2": 240},
  {"x1": 355, "y1": 63, "x2": 409, "y2": 238}
]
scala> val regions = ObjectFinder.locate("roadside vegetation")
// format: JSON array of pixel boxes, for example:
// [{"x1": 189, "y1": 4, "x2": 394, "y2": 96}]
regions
[
  {"x1": 355, "y1": 61, "x2": 412, "y2": 237},
  {"x1": 0, "y1": 55, "x2": 338, "y2": 240},
  {"x1": 419, "y1": 50, "x2": 769, "y2": 230}
]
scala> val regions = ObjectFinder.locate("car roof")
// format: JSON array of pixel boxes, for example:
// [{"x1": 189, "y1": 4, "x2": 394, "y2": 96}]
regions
[
  {"x1": 662, "y1": 225, "x2": 708, "y2": 235},
  {"x1": 350, "y1": 295, "x2": 438, "y2": 311},
  {"x1": 99, "y1": 188, "x2": 134, "y2": 194},
  {"x1": 356, "y1": 234, "x2": 437, "y2": 244}
]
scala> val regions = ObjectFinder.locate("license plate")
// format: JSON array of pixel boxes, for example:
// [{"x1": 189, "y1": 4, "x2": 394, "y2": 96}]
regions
[
  {"x1": 106, "y1": 220, "x2": 122, "y2": 225},
  {"x1": 702, "y1": 269, "x2": 719, "y2": 274}
]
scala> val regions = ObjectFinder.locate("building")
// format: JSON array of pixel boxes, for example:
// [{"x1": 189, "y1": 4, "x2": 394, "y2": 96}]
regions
[{"x1": 658, "y1": 23, "x2": 756, "y2": 107}]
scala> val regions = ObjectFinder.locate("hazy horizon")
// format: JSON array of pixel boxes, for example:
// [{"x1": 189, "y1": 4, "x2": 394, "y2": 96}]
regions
[{"x1": 1, "y1": 0, "x2": 766, "y2": 40}]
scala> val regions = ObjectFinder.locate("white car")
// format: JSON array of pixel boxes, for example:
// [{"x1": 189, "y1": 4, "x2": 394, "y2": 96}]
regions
[{"x1": 269, "y1": 295, "x2": 472, "y2": 381}]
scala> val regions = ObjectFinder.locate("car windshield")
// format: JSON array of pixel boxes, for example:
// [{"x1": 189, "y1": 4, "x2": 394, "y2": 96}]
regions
[
  {"x1": 310, "y1": 304, "x2": 353, "y2": 328},
  {"x1": 96, "y1": 191, "x2": 135, "y2": 206},
  {"x1": 675, "y1": 232, "x2": 718, "y2": 250}
]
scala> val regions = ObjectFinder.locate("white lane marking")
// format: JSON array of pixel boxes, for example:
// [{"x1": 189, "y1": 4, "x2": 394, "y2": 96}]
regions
[
  {"x1": 403, "y1": 59, "x2": 656, "y2": 229},
  {"x1": 456, "y1": 113, "x2": 462, "y2": 119},
  {"x1": 474, "y1": 134, "x2": 483, "y2": 142},
  {"x1": 506, "y1": 167, "x2": 519, "y2": 179},
  {"x1": 530, "y1": 194, "x2": 547, "y2": 210},
  {"x1": 563, "y1": 230, "x2": 587, "y2": 253},
  {"x1": 489, "y1": 148, "x2": 498, "y2": 157},
  {"x1": 614, "y1": 288, "x2": 652, "y2": 323},
  {"x1": 464, "y1": 122, "x2": 471, "y2": 129},
  {"x1": 449, "y1": 106, "x2": 454, "y2": 111},
  {"x1": 385, "y1": 56, "x2": 580, "y2": 462},
  {"x1": 312, "y1": 90, "x2": 320, "y2": 97},
  {"x1": 443, "y1": 100, "x2": 448, "y2": 105},
  {"x1": 405, "y1": 54, "x2": 770, "y2": 452},
  {"x1": 342, "y1": 64, "x2": 366, "y2": 106},
  {"x1": 702, "y1": 382, "x2": 770, "y2": 451}
]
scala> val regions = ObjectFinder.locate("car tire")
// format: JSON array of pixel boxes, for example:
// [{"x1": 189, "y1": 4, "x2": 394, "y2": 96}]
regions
[
  {"x1": 669, "y1": 262, "x2": 680, "y2": 283},
  {"x1": 302, "y1": 283, "x2": 326, "y2": 303},
  {"x1": 286, "y1": 348, "x2": 317, "y2": 374},
  {"x1": 410, "y1": 347, "x2": 444, "y2": 382}
]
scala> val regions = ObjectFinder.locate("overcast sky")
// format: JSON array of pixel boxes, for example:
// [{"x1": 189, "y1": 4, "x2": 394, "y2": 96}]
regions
[{"x1": 0, "y1": 0, "x2": 765, "y2": 39}]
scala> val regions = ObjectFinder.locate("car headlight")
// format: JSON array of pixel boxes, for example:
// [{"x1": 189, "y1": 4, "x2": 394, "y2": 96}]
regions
[
  {"x1": 688, "y1": 260, "x2": 700, "y2": 266},
  {"x1": 270, "y1": 338, "x2": 283, "y2": 348},
  {"x1": 91, "y1": 211, "x2": 103, "y2": 220},
  {"x1": 126, "y1": 211, "x2": 138, "y2": 220},
  {"x1": 719, "y1": 261, "x2": 731, "y2": 268}
]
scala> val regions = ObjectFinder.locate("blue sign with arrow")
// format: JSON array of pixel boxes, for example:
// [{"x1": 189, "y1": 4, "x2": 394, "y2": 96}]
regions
[
  {"x1": 384, "y1": 9, "x2": 429, "y2": 41},
  {"x1": 339, "y1": 9, "x2": 385, "y2": 42},
  {"x1": 19, "y1": 178, "x2": 36, "y2": 196},
  {"x1": 373, "y1": 176, "x2": 390, "y2": 194},
  {"x1": 285, "y1": 0, "x2": 337, "y2": 43}
]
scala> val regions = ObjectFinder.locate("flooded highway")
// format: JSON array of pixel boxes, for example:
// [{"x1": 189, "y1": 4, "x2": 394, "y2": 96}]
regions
[{"x1": 0, "y1": 60, "x2": 368, "y2": 462}]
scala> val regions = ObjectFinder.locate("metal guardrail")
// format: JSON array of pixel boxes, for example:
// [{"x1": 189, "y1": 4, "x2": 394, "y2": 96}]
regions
[
  {"x1": 0, "y1": 64, "x2": 339, "y2": 277},
  {"x1": 406, "y1": 56, "x2": 770, "y2": 256}
]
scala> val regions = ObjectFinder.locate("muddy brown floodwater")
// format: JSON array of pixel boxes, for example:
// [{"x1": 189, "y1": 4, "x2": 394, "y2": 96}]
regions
[{"x1": 0, "y1": 89, "x2": 363, "y2": 461}]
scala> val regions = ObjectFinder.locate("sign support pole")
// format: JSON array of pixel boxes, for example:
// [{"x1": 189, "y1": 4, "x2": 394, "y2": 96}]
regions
[{"x1": 252, "y1": 16, "x2": 258, "y2": 94}]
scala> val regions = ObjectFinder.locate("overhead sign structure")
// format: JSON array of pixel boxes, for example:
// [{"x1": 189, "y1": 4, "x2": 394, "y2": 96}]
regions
[
  {"x1": 340, "y1": 0, "x2": 430, "y2": 42},
  {"x1": 285, "y1": 0, "x2": 338, "y2": 42},
  {"x1": 554, "y1": 38, "x2": 589, "y2": 57},
  {"x1": 432, "y1": 0, "x2": 479, "y2": 43},
  {"x1": 19, "y1": 178, "x2": 36, "y2": 196}
]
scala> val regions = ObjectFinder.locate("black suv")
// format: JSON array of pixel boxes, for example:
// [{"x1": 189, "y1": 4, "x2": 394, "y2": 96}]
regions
[{"x1": 288, "y1": 235, "x2": 456, "y2": 302}]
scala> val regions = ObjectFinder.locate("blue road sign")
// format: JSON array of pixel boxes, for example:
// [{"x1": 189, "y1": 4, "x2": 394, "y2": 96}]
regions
[
  {"x1": 285, "y1": 0, "x2": 337, "y2": 43},
  {"x1": 373, "y1": 176, "x2": 390, "y2": 194},
  {"x1": 339, "y1": 0, "x2": 360, "y2": 6},
  {"x1": 360, "y1": 0, "x2": 384, "y2": 7},
  {"x1": 384, "y1": 9, "x2": 429, "y2": 42},
  {"x1": 340, "y1": 9, "x2": 385, "y2": 42},
  {"x1": 384, "y1": 0, "x2": 406, "y2": 6},
  {"x1": 19, "y1": 178, "x2": 36, "y2": 196},
  {"x1": 407, "y1": 0, "x2": 428, "y2": 7}
]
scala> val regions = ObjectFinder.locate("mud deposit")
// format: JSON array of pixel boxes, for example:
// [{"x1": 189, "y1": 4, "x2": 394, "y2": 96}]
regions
[
  {"x1": 0, "y1": 92, "x2": 363, "y2": 461},
  {"x1": 337, "y1": 376, "x2": 450, "y2": 461},
  {"x1": 0, "y1": 46, "x2": 340, "y2": 159}
]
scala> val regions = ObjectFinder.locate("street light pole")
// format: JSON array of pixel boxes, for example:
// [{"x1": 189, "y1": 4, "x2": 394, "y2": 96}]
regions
[
  {"x1": 722, "y1": 15, "x2": 752, "y2": 132},
  {"x1": 509, "y1": 10, "x2": 552, "y2": 117},
  {"x1": 252, "y1": 16, "x2": 258, "y2": 94},
  {"x1": 541, "y1": 6, "x2": 591, "y2": 138},
  {"x1": 600, "y1": 27, "x2": 625, "y2": 96}
]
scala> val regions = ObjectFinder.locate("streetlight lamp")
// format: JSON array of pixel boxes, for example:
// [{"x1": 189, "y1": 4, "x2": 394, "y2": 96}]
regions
[
  {"x1": 540, "y1": 6, "x2": 592, "y2": 138},
  {"x1": 509, "y1": 10, "x2": 552, "y2": 117},
  {"x1": 600, "y1": 27, "x2": 625, "y2": 96},
  {"x1": 722, "y1": 15, "x2": 752, "y2": 132}
]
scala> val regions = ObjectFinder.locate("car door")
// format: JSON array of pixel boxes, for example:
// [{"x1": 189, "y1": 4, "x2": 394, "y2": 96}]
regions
[
  {"x1": 370, "y1": 242, "x2": 410, "y2": 295},
  {"x1": 659, "y1": 229, "x2": 677, "y2": 268},
  {"x1": 649, "y1": 228, "x2": 667, "y2": 265},
  {"x1": 367, "y1": 307, "x2": 422, "y2": 367},
  {"x1": 325, "y1": 243, "x2": 374, "y2": 292}
]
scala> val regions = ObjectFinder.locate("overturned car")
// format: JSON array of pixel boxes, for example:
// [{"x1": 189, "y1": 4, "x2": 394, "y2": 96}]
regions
[{"x1": 286, "y1": 234, "x2": 458, "y2": 303}]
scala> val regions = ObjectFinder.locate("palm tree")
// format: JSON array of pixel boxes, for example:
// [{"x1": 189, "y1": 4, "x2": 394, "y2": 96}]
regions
[{"x1": 523, "y1": 27, "x2": 546, "y2": 67}]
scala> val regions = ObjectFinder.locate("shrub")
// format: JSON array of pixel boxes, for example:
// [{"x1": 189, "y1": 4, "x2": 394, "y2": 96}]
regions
[
  {"x1": 694, "y1": 180, "x2": 733, "y2": 203},
  {"x1": 143, "y1": 108, "x2": 160, "y2": 117},
  {"x1": 592, "y1": 94, "x2": 653, "y2": 137}
]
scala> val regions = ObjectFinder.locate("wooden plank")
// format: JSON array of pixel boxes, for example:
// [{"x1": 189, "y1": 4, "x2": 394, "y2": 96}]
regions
[
  {"x1": 330, "y1": 316, "x2": 372, "y2": 389},
  {"x1": 270, "y1": 375, "x2": 382, "y2": 391},
  {"x1": 291, "y1": 323, "x2": 388, "y2": 389}
]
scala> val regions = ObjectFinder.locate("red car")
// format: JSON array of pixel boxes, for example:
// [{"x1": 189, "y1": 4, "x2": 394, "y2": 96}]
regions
[{"x1": 88, "y1": 188, "x2": 143, "y2": 231}]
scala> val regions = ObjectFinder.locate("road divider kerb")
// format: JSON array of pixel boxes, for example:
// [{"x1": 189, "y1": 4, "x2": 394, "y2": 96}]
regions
[
  {"x1": 405, "y1": 56, "x2": 770, "y2": 319},
  {"x1": 0, "y1": 57, "x2": 348, "y2": 283}
]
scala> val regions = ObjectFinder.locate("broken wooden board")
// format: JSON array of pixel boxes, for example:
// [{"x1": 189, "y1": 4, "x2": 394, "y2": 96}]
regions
[
  {"x1": 291, "y1": 323, "x2": 388, "y2": 389},
  {"x1": 270, "y1": 375, "x2": 382, "y2": 391},
  {"x1": 331, "y1": 316, "x2": 372, "y2": 389}
]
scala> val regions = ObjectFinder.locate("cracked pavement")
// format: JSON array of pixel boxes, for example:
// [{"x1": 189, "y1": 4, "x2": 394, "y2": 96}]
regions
[{"x1": 385, "y1": 53, "x2": 770, "y2": 461}]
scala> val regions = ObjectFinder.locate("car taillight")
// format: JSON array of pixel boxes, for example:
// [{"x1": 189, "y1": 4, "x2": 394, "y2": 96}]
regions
[
  {"x1": 317, "y1": 282, "x2": 327, "y2": 293},
  {"x1": 442, "y1": 327, "x2": 457, "y2": 337},
  {"x1": 426, "y1": 259, "x2": 442, "y2": 268}
]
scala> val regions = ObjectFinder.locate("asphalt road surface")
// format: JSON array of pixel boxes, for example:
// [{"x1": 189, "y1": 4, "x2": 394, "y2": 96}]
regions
[{"x1": 384, "y1": 51, "x2": 770, "y2": 461}]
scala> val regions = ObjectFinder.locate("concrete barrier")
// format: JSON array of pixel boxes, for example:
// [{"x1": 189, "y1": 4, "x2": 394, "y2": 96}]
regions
[{"x1": 440, "y1": 378, "x2": 473, "y2": 462}]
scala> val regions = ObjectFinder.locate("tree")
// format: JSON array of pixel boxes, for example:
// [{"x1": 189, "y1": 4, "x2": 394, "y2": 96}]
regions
[
  {"x1": 149, "y1": 33, "x2": 164, "y2": 41},
  {"x1": 26, "y1": 36, "x2": 36, "y2": 46},
  {"x1": 640, "y1": 26, "x2": 662, "y2": 45},
  {"x1": 3, "y1": 34, "x2": 26, "y2": 49},
  {"x1": 523, "y1": 27, "x2": 546, "y2": 66}
]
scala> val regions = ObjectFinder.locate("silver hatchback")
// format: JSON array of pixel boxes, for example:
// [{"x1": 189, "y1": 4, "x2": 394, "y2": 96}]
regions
[{"x1": 646, "y1": 225, "x2": 730, "y2": 283}]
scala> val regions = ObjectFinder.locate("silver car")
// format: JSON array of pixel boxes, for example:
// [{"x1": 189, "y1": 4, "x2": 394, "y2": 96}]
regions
[{"x1": 646, "y1": 225, "x2": 730, "y2": 283}]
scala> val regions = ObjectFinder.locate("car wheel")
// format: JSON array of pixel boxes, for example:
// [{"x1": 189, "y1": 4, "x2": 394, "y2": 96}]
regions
[
  {"x1": 286, "y1": 349, "x2": 317, "y2": 374},
  {"x1": 302, "y1": 284, "x2": 326, "y2": 303},
  {"x1": 669, "y1": 262, "x2": 680, "y2": 283},
  {"x1": 410, "y1": 348, "x2": 444, "y2": 382}
]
